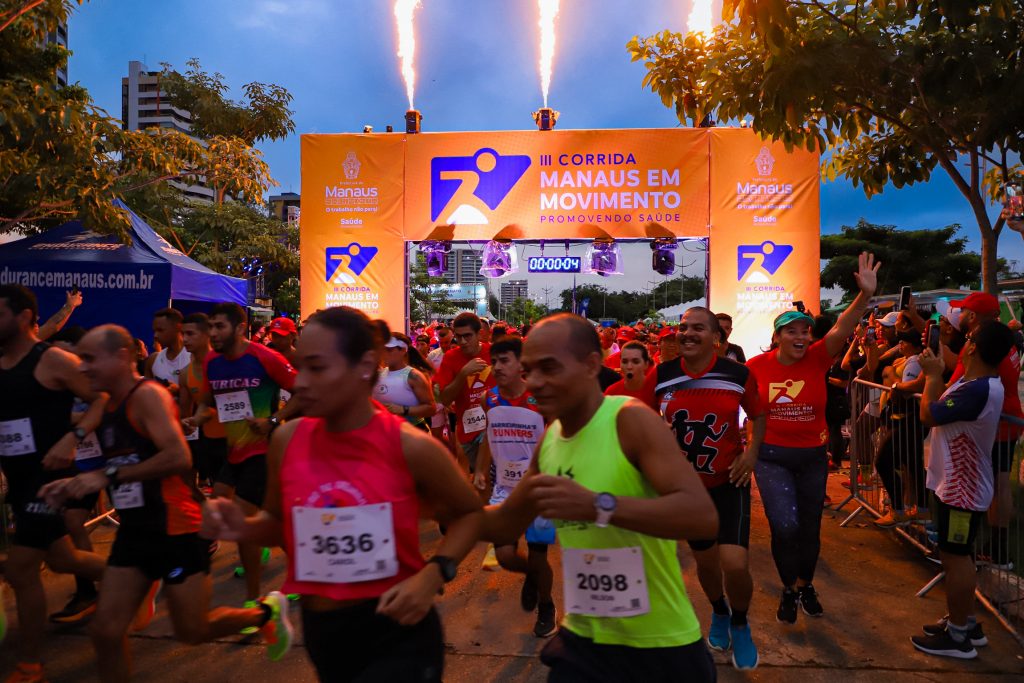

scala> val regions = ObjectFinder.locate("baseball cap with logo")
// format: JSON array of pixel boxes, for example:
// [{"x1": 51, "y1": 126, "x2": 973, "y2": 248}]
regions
[
  {"x1": 268, "y1": 317, "x2": 297, "y2": 336},
  {"x1": 384, "y1": 336, "x2": 408, "y2": 350},
  {"x1": 950, "y1": 292, "x2": 1000, "y2": 317},
  {"x1": 658, "y1": 327, "x2": 679, "y2": 340}
]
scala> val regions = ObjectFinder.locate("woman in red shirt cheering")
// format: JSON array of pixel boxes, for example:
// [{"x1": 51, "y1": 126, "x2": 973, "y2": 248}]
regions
[{"x1": 746, "y1": 252, "x2": 879, "y2": 625}]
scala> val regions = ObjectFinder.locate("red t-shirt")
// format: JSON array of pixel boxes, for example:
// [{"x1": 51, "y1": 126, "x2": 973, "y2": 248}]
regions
[
  {"x1": 746, "y1": 340, "x2": 834, "y2": 449},
  {"x1": 950, "y1": 345, "x2": 1024, "y2": 440},
  {"x1": 603, "y1": 379, "x2": 647, "y2": 400},
  {"x1": 641, "y1": 356, "x2": 764, "y2": 488},
  {"x1": 603, "y1": 351, "x2": 622, "y2": 373},
  {"x1": 434, "y1": 343, "x2": 495, "y2": 443}
]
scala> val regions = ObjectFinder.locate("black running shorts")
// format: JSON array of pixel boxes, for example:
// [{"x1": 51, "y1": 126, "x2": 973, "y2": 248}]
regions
[
  {"x1": 215, "y1": 454, "x2": 267, "y2": 507},
  {"x1": 107, "y1": 528, "x2": 211, "y2": 584},
  {"x1": 688, "y1": 482, "x2": 751, "y2": 551},
  {"x1": 934, "y1": 495, "x2": 984, "y2": 557},
  {"x1": 540, "y1": 628, "x2": 715, "y2": 683}
]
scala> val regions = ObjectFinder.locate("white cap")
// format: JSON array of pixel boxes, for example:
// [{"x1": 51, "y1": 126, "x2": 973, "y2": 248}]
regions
[
  {"x1": 383, "y1": 337, "x2": 407, "y2": 350},
  {"x1": 878, "y1": 312, "x2": 900, "y2": 327}
]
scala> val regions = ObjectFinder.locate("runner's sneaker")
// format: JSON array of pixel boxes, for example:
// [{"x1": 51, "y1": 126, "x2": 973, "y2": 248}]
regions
[
  {"x1": 776, "y1": 588, "x2": 798, "y2": 624},
  {"x1": 520, "y1": 575, "x2": 538, "y2": 612},
  {"x1": 873, "y1": 509, "x2": 911, "y2": 527},
  {"x1": 707, "y1": 612, "x2": 731, "y2": 651},
  {"x1": 730, "y1": 624, "x2": 759, "y2": 670},
  {"x1": 797, "y1": 584, "x2": 824, "y2": 617},
  {"x1": 132, "y1": 581, "x2": 161, "y2": 631},
  {"x1": 49, "y1": 592, "x2": 97, "y2": 624},
  {"x1": 911, "y1": 628, "x2": 977, "y2": 659},
  {"x1": 534, "y1": 602, "x2": 557, "y2": 638},
  {"x1": 240, "y1": 600, "x2": 261, "y2": 635},
  {"x1": 3, "y1": 662, "x2": 46, "y2": 683},
  {"x1": 260, "y1": 591, "x2": 294, "y2": 662},
  {"x1": 923, "y1": 616, "x2": 987, "y2": 646},
  {"x1": 481, "y1": 544, "x2": 499, "y2": 571}
]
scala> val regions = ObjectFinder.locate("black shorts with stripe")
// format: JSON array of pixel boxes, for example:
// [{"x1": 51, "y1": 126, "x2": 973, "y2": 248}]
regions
[{"x1": 687, "y1": 482, "x2": 751, "y2": 551}]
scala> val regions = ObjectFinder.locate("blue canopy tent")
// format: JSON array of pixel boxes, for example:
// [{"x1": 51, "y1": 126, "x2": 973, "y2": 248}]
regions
[{"x1": 0, "y1": 200, "x2": 247, "y2": 341}]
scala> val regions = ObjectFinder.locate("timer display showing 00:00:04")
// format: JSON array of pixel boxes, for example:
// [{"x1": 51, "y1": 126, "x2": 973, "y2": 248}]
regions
[{"x1": 527, "y1": 256, "x2": 581, "y2": 273}]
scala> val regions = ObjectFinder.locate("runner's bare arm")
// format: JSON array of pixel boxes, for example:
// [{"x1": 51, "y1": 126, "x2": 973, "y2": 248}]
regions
[
  {"x1": 530, "y1": 401, "x2": 717, "y2": 541},
  {"x1": 39, "y1": 348, "x2": 108, "y2": 470},
  {"x1": 481, "y1": 446, "x2": 542, "y2": 546},
  {"x1": 201, "y1": 419, "x2": 296, "y2": 546},
  {"x1": 36, "y1": 289, "x2": 81, "y2": 341},
  {"x1": 143, "y1": 352, "x2": 157, "y2": 379},
  {"x1": 377, "y1": 423, "x2": 484, "y2": 625},
  {"x1": 116, "y1": 383, "x2": 192, "y2": 480},
  {"x1": 406, "y1": 368, "x2": 438, "y2": 419},
  {"x1": 473, "y1": 427, "x2": 492, "y2": 491},
  {"x1": 825, "y1": 252, "x2": 879, "y2": 357}
]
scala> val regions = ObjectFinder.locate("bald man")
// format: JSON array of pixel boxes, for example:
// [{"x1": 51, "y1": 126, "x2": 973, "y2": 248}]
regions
[
  {"x1": 40, "y1": 325, "x2": 290, "y2": 681},
  {"x1": 483, "y1": 313, "x2": 718, "y2": 683}
]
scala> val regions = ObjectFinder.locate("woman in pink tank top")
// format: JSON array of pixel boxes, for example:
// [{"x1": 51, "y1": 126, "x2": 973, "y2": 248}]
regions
[{"x1": 202, "y1": 307, "x2": 483, "y2": 682}]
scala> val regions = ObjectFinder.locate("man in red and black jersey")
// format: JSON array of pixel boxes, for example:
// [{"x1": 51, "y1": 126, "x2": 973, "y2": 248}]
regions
[
  {"x1": 639, "y1": 307, "x2": 766, "y2": 671},
  {"x1": 40, "y1": 325, "x2": 292, "y2": 681}
]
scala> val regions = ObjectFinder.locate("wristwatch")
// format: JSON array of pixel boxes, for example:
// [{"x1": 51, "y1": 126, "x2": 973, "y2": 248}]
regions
[
  {"x1": 72, "y1": 426, "x2": 88, "y2": 441},
  {"x1": 402, "y1": 405, "x2": 410, "y2": 417},
  {"x1": 427, "y1": 555, "x2": 457, "y2": 583},
  {"x1": 267, "y1": 416, "x2": 282, "y2": 432},
  {"x1": 594, "y1": 492, "x2": 617, "y2": 528},
  {"x1": 103, "y1": 464, "x2": 120, "y2": 486}
]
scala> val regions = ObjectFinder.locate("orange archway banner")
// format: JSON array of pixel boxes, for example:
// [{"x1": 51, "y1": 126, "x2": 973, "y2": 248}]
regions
[{"x1": 300, "y1": 128, "x2": 818, "y2": 354}]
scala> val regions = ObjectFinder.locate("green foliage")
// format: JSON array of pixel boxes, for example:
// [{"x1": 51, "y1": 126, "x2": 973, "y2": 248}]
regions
[
  {"x1": 503, "y1": 297, "x2": 549, "y2": 327},
  {"x1": 0, "y1": 2, "x2": 273, "y2": 236},
  {"x1": 821, "y1": 219, "x2": 985, "y2": 298},
  {"x1": 409, "y1": 253, "x2": 458, "y2": 322},
  {"x1": 629, "y1": 1, "x2": 1024, "y2": 292}
]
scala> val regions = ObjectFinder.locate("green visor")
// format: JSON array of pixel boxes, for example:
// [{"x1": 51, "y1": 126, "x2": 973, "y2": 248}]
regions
[{"x1": 773, "y1": 310, "x2": 815, "y2": 332}]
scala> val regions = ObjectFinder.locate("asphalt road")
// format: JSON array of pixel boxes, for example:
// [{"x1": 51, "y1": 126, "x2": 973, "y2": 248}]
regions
[{"x1": 2, "y1": 471, "x2": 1023, "y2": 681}]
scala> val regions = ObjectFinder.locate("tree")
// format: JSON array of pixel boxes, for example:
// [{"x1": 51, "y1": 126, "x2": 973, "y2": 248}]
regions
[
  {"x1": 505, "y1": 297, "x2": 549, "y2": 327},
  {"x1": 821, "y1": 219, "x2": 988, "y2": 299},
  {"x1": 408, "y1": 253, "x2": 457, "y2": 323},
  {"x1": 1, "y1": 2, "x2": 272, "y2": 237},
  {"x1": 629, "y1": 1, "x2": 1024, "y2": 293},
  {"x1": 650, "y1": 275, "x2": 706, "y2": 308}
]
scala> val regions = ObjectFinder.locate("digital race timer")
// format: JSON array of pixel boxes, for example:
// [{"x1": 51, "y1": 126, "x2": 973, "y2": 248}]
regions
[{"x1": 527, "y1": 256, "x2": 582, "y2": 273}]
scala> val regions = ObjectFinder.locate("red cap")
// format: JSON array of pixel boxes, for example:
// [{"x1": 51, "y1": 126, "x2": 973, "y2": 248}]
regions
[
  {"x1": 268, "y1": 317, "x2": 297, "y2": 336},
  {"x1": 616, "y1": 327, "x2": 636, "y2": 342},
  {"x1": 658, "y1": 327, "x2": 678, "y2": 340},
  {"x1": 950, "y1": 292, "x2": 1000, "y2": 317}
]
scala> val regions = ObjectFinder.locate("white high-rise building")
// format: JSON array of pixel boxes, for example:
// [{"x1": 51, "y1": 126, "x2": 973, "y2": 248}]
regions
[
  {"x1": 121, "y1": 61, "x2": 215, "y2": 203},
  {"x1": 500, "y1": 279, "x2": 528, "y2": 306}
]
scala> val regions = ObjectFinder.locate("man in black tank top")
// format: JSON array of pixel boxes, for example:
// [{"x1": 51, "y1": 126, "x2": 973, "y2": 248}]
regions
[
  {"x1": 0, "y1": 285, "x2": 108, "y2": 682},
  {"x1": 39, "y1": 324, "x2": 293, "y2": 681}
]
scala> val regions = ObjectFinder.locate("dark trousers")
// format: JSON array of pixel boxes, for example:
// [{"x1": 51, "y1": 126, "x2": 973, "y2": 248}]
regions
[
  {"x1": 875, "y1": 411, "x2": 927, "y2": 511},
  {"x1": 754, "y1": 444, "x2": 829, "y2": 587},
  {"x1": 827, "y1": 417, "x2": 846, "y2": 464},
  {"x1": 302, "y1": 600, "x2": 444, "y2": 683},
  {"x1": 541, "y1": 628, "x2": 716, "y2": 683}
]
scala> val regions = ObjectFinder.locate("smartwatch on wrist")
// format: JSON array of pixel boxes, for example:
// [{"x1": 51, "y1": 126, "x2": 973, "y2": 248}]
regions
[
  {"x1": 104, "y1": 464, "x2": 120, "y2": 486},
  {"x1": 72, "y1": 426, "x2": 88, "y2": 442},
  {"x1": 268, "y1": 416, "x2": 282, "y2": 432},
  {"x1": 427, "y1": 555, "x2": 457, "y2": 583},
  {"x1": 402, "y1": 405, "x2": 410, "y2": 417},
  {"x1": 594, "y1": 492, "x2": 617, "y2": 528}
]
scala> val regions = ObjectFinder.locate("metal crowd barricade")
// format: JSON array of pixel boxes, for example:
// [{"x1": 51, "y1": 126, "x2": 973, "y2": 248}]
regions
[{"x1": 836, "y1": 378, "x2": 1024, "y2": 647}]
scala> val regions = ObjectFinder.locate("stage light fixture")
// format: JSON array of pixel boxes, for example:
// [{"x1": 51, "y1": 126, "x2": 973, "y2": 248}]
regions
[
  {"x1": 419, "y1": 240, "x2": 451, "y2": 277},
  {"x1": 583, "y1": 240, "x2": 622, "y2": 277},
  {"x1": 480, "y1": 240, "x2": 519, "y2": 279},
  {"x1": 651, "y1": 239, "x2": 678, "y2": 276},
  {"x1": 532, "y1": 107, "x2": 559, "y2": 131},
  {"x1": 405, "y1": 109, "x2": 422, "y2": 134}
]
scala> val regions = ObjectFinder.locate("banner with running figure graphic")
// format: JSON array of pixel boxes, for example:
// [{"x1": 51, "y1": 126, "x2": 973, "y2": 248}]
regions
[
  {"x1": 708, "y1": 129, "x2": 821, "y2": 358},
  {"x1": 300, "y1": 134, "x2": 406, "y2": 327},
  {"x1": 300, "y1": 128, "x2": 819, "y2": 337}
]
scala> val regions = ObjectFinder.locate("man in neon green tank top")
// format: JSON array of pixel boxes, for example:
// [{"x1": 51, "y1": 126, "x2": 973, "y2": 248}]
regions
[{"x1": 485, "y1": 314, "x2": 719, "y2": 682}]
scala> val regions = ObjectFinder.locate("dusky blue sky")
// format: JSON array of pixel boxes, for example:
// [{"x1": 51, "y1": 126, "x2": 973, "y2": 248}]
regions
[{"x1": 67, "y1": 0, "x2": 1022, "y2": 298}]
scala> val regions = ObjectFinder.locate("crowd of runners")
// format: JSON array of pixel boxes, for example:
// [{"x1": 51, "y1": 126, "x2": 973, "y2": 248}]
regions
[{"x1": 0, "y1": 249, "x2": 1018, "y2": 682}]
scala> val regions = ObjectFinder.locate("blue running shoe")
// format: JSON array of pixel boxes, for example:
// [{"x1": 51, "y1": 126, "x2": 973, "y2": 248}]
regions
[
  {"x1": 707, "y1": 612, "x2": 731, "y2": 651},
  {"x1": 730, "y1": 624, "x2": 759, "y2": 670}
]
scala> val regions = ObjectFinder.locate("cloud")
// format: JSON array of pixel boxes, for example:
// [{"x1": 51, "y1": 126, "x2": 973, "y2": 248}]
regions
[{"x1": 235, "y1": 0, "x2": 330, "y2": 30}]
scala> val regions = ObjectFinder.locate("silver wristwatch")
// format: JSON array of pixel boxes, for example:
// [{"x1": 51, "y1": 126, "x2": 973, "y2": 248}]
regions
[{"x1": 594, "y1": 492, "x2": 617, "y2": 528}]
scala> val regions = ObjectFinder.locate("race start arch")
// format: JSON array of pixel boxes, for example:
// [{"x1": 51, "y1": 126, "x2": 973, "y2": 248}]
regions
[{"x1": 300, "y1": 128, "x2": 819, "y2": 355}]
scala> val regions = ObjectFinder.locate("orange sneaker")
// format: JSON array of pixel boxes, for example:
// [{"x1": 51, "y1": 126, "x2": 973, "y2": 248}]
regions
[
  {"x1": 132, "y1": 580, "x2": 162, "y2": 632},
  {"x1": 4, "y1": 662, "x2": 47, "y2": 683}
]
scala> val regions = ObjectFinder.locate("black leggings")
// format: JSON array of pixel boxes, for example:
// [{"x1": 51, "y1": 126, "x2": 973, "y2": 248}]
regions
[
  {"x1": 302, "y1": 600, "x2": 444, "y2": 682},
  {"x1": 875, "y1": 413, "x2": 927, "y2": 511},
  {"x1": 754, "y1": 444, "x2": 829, "y2": 588}
]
